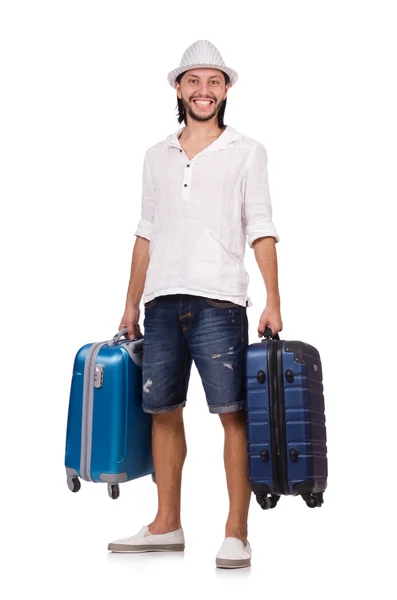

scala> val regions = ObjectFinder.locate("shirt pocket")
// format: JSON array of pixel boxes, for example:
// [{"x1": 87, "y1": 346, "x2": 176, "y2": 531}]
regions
[{"x1": 207, "y1": 230, "x2": 248, "y2": 290}]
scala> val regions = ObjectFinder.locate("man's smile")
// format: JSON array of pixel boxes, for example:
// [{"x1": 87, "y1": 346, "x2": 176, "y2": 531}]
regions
[{"x1": 192, "y1": 99, "x2": 214, "y2": 109}]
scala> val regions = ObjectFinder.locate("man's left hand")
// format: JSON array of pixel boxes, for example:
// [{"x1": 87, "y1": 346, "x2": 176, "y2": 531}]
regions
[{"x1": 258, "y1": 304, "x2": 283, "y2": 338}]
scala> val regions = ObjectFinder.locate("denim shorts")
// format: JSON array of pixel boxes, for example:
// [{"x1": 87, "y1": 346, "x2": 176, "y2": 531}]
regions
[{"x1": 141, "y1": 294, "x2": 249, "y2": 415}]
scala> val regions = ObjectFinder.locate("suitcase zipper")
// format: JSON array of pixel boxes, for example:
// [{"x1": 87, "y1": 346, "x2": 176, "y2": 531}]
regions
[
  {"x1": 275, "y1": 341, "x2": 289, "y2": 495},
  {"x1": 267, "y1": 340, "x2": 282, "y2": 495},
  {"x1": 80, "y1": 341, "x2": 108, "y2": 482},
  {"x1": 267, "y1": 339, "x2": 289, "y2": 496}
]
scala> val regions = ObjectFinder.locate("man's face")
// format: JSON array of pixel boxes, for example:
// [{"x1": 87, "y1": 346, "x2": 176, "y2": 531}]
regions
[{"x1": 176, "y1": 68, "x2": 230, "y2": 123}]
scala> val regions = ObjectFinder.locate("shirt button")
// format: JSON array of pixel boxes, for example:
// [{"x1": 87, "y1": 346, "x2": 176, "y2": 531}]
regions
[
  {"x1": 184, "y1": 184, "x2": 187, "y2": 187},
  {"x1": 187, "y1": 164, "x2": 190, "y2": 167},
  {"x1": 179, "y1": 149, "x2": 182, "y2": 153}
]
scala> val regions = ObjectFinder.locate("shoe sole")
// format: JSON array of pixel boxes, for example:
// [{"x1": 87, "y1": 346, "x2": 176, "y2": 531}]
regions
[
  {"x1": 216, "y1": 558, "x2": 251, "y2": 568},
  {"x1": 108, "y1": 543, "x2": 185, "y2": 553}
]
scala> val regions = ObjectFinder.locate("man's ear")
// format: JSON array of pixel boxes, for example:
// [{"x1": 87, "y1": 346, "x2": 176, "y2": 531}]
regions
[{"x1": 223, "y1": 82, "x2": 231, "y2": 100}]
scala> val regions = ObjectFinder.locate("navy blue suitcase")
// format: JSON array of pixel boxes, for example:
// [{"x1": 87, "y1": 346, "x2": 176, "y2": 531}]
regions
[
  {"x1": 65, "y1": 328, "x2": 155, "y2": 499},
  {"x1": 244, "y1": 327, "x2": 327, "y2": 509}
]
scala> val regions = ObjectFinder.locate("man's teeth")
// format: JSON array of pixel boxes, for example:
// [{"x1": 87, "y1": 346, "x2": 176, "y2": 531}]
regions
[{"x1": 193, "y1": 100, "x2": 213, "y2": 105}]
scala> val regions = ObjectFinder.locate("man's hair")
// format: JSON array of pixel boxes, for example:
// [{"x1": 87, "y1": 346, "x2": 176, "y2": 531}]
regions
[{"x1": 175, "y1": 70, "x2": 230, "y2": 128}]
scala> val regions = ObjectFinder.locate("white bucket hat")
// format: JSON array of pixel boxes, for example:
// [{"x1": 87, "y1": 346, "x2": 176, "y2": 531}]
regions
[{"x1": 167, "y1": 40, "x2": 238, "y2": 89}]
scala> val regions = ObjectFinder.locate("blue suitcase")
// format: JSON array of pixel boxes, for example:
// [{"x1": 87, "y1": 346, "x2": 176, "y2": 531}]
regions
[
  {"x1": 244, "y1": 327, "x2": 327, "y2": 509},
  {"x1": 65, "y1": 328, "x2": 155, "y2": 499}
]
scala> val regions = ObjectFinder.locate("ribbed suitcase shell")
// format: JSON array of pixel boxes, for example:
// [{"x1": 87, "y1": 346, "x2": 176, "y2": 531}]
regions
[
  {"x1": 245, "y1": 338, "x2": 327, "y2": 508},
  {"x1": 65, "y1": 335, "x2": 154, "y2": 495}
]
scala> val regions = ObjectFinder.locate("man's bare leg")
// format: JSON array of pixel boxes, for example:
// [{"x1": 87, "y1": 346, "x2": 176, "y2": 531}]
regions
[
  {"x1": 219, "y1": 409, "x2": 252, "y2": 545},
  {"x1": 147, "y1": 407, "x2": 187, "y2": 534}
]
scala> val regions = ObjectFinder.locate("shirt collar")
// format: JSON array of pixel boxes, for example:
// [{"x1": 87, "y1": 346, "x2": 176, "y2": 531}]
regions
[{"x1": 166, "y1": 125, "x2": 240, "y2": 153}]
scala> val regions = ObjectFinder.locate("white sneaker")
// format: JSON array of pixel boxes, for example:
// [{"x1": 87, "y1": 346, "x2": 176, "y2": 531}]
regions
[
  {"x1": 215, "y1": 537, "x2": 252, "y2": 568},
  {"x1": 108, "y1": 525, "x2": 185, "y2": 553}
]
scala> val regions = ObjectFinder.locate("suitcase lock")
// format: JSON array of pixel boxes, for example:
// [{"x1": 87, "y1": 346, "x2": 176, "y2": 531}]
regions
[
  {"x1": 94, "y1": 364, "x2": 104, "y2": 388},
  {"x1": 289, "y1": 448, "x2": 299, "y2": 461}
]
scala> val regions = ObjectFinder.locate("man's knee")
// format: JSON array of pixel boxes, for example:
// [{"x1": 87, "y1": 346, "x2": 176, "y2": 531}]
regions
[
  {"x1": 218, "y1": 408, "x2": 245, "y2": 428},
  {"x1": 152, "y1": 406, "x2": 184, "y2": 423}
]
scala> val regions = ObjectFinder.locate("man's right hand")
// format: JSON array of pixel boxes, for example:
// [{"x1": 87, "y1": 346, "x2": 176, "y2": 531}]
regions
[{"x1": 119, "y1": 304, "x2": 142, "y2": 340}]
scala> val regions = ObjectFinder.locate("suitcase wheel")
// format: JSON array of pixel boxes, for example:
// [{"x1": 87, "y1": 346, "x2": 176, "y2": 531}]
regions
[
  {"x1": 151, "y1": 472, "x2": 157, "y2": 484},
  {"x1": 306, "y1": 497, "x2": 318, "y2": 508},
  {"x1": 256, "y1": 494, "x2": 279, "y2": 510},
  {"x1": 257, "y1": 496, "x2": 272, "y2": 510},
  {"x1": 312, "y1": 492, "x2": 324, "y2": 507},
  {"x1": 107, "y1": 483, "x2": 120, "y2": 500},
  {"x1": 67, "y1": 476, "x2": 81, "y2": 493},
  {"x1": 302, "y1": 492, "x2": 324, "y2": 508}
]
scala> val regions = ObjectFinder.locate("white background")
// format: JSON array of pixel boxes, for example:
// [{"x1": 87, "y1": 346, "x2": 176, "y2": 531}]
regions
[{"x1": 1, "y1": 1, "x2": 396, "y2": 598}]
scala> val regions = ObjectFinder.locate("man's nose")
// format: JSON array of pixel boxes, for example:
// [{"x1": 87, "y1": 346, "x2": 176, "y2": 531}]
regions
[{"x1": 198, "y1": 82, "x2": 211, "y2": 95}]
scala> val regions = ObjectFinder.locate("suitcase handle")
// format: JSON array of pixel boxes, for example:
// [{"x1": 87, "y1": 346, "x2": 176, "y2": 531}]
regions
[
  {"x1": 262, "y1": 326, "x2": 280, "y2": 341},
  {"x1": 108, "y1": 327, "x2": 143, "y2": 346}
]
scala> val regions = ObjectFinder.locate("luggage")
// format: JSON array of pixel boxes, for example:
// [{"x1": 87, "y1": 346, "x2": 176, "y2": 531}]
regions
[
  {"x1": 65, "y1": 328, "x2": 155, "y2": 499},
  {"x1": 244, "y1": 327, "x2": 327, "y2": 509}
]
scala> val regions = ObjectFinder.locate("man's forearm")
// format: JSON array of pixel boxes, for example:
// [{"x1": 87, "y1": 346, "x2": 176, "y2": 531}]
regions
[
  {"x1": 252, "y1": 236, "x2": 280, "y2": 305},
  {"x1": 125, "y1": 236, "x2": 150, "y2": 308}
]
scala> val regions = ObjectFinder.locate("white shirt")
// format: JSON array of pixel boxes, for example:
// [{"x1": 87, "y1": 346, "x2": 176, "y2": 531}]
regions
[{"x1": 134, "y1": 124, "x2": 280, "y2": 308}]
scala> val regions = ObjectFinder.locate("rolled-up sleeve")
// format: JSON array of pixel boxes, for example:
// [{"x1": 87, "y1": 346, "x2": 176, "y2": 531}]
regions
[
  {"x1": 242, "y1": 142, "x2": 280, "y2": 248},
  {"x1": 134, "y1": 151, "x2": 156, "y2": 241}
]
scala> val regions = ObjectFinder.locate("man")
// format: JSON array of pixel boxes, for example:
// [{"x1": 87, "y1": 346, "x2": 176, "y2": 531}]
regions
[{"x1": 108, "y1": 40, "x2": 283, "y2": 569}]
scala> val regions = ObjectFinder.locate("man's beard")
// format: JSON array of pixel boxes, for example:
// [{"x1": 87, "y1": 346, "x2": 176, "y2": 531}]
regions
[{"x1": 182, "y1": 97, "x2": 220, "y2": 122}]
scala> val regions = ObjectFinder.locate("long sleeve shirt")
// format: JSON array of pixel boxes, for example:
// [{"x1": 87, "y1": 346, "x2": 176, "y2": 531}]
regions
[{"x1": 134, "y1": 124, "x2": 280, "y2": 307}]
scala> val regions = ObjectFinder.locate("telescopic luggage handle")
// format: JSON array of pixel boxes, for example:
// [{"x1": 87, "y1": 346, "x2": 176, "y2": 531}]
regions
[{"x1": 261, "y1": 326, "x2": 280, "y2": 341}]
